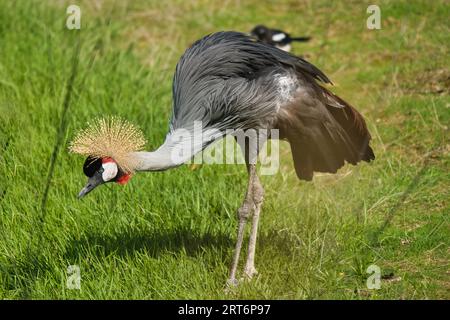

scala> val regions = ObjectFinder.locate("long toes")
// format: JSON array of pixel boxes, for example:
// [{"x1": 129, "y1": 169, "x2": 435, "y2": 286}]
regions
[
  {"x1": 224, "y1": 278, "x2": 241, "y2": 294},
  {"x1": 226, "y1": 278, "x2": 239, "y2": 288},
  {"x1": 243, "y1": 267, "x2": 258, "y2": 280}
]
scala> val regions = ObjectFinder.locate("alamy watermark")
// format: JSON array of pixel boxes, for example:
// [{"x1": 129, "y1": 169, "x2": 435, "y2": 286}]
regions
[
  {"x1": 67, "y1": 265, "x2": 81, "y2": 290},
  {"x1": 166, "y1": 122, "x2": 280, "y2": 175},
  {"x1": 366, "y1": 5, "x2": 381, "y2": 30},
  {"x1": 66, "y1": 5, "x2": 81, "y2": 30},
  {"x1": 366, "y1": 264, "x2": 381, "y2": 289}
]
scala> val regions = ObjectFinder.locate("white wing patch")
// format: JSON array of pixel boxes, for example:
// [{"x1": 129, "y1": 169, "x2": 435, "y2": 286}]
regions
[
  {"x1": 272, "y1": 33, "x2": 286, "y2": 42},
  {"x1": 275, "y1": 73, "x2": 298, "y2": 111},
  {"x1": 102, "y1": 162, "x2": 118, "y2": 181}
]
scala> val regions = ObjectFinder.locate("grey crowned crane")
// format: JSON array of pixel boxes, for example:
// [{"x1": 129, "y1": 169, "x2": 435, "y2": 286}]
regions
[{"x1": 70, "y1": 31, "x2": 374, "y2": 286}]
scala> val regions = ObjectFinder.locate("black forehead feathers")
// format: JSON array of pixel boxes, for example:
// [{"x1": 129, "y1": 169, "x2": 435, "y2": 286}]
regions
[{"x1": 83, "y1": 156, "x2": 102, "y2": 177}]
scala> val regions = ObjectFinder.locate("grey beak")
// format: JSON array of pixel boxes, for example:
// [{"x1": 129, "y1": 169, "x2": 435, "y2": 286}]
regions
[{"x1": 78, "y1": 172, "x2": 104, "y2": 199}]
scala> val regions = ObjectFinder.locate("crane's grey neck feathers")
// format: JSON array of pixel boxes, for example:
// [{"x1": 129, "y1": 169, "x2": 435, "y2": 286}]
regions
[
  {"x1": 132, "y1": 149, "x2": 176, "y2": 172},
  {"x1": 132, "y1": 127, "x2": 221, "y2": 171}
]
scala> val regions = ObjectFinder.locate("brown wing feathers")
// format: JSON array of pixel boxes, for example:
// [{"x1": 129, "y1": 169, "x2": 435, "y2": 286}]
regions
[{"x1": 278, "y1": 86, "x2": 374, "y2": 181}]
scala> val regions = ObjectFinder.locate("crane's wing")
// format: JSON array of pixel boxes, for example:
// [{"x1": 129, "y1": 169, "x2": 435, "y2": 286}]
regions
[
  {"x1": 166, "y1": 31, "x2": 374, "y2": 177},
  {"x1": 170, "y1": 31, "x2": 331, "y2": 132}
]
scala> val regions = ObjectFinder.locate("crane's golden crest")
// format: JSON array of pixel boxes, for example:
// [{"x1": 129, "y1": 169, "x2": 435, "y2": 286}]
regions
[{"x1": 69, "y1": 116, "x2": 147, "y2": 173}]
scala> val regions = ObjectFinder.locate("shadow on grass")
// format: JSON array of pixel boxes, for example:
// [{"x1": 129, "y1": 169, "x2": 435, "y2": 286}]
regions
[
  {"x1": 64, "y1": 227, "x2": 235, "y2": 260},
  {"x1": 63, "y1": 225, "x2": 308, "y2": 263},
  {"x1": 368, "y1": 155, "x2": 433, "y2": 246},
  {"x1": 1, "y1": 225, "x2": 321, "y2": 297}
]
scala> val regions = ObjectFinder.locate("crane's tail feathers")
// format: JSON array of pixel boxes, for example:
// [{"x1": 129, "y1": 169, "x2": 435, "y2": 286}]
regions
[{"x1": 280, "y1": 90, "x2": 374, "y2": 181}]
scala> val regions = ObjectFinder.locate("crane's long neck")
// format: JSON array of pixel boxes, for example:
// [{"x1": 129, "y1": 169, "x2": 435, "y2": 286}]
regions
[
  {"x1": 131, "y1": 128, "x2": 219, "y2": 172},
  {"x1": 132, "y1": 149, "x2": 179, "y2": 172}
]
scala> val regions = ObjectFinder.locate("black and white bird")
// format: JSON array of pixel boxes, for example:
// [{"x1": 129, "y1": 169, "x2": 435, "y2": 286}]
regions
[
  {"x1": 250, "y1": 25, "x2": 311, "y2": 52},
  {"x1": 70, "y1": 31, "x2": 374, "y2": 287}
]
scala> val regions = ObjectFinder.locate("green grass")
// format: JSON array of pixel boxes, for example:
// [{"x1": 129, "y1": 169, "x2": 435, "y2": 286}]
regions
[{"x1": 0, "y1": 0, "x2": 448, "y2": 299}]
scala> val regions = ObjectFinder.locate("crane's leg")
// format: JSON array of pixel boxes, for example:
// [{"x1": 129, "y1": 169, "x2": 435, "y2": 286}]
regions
[
  {"x1": 243, "y1": 166, "x2": 264, "y2": 279},
  {"x1": 227, "y1": 131, "x2": 266, "y2": 287},
  {"x1": 227, "y1": 164, "x2": 254, "y2": 287}
]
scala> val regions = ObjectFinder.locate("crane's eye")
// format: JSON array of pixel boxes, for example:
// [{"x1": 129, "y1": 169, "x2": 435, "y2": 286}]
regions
[{"x1": 83, "y1": 156, "x2": 102, "y2": 177}]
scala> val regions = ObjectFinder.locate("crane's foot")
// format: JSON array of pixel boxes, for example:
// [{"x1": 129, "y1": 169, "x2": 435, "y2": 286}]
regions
[
  {"x1": 225, "y1": 271, "x2": 258, "y2": 294},
  {"x1": 243, "y1": 266, "x2": 258, "y2": 280},
  {"x1": 226, "y1": 278, "x2": 239, "y2": 288},
  {"x1": 224, "y1": 278, "x2": 241, "y2": 294}
]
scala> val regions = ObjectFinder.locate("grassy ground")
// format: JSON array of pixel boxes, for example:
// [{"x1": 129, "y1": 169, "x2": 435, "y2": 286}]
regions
[{"x1": 0, "y1": 0, "x2": 448, "y2": 299}]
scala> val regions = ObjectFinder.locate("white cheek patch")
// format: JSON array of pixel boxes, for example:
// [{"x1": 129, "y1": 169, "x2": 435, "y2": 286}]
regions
[{"x1": 102, "y1": 162, "x2": 118, "y2": 182}]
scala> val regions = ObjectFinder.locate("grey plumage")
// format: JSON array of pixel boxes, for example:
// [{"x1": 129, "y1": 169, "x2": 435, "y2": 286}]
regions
[
  {"x1": 170, "y1": 31, "x2": 329, "y2": 132},
  {"x1": 169, "y1": 31, "x2": 374, "y2": 179}
]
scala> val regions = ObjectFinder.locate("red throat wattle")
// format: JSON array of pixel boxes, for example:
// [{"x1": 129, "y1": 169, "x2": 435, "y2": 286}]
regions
[{"x1": 116, "y1": 173, "x2": 131, "y2": 185}]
